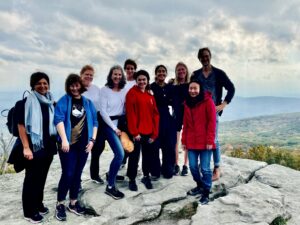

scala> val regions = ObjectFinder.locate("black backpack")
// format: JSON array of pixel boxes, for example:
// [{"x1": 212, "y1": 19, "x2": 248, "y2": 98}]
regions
[{"x1": 1, "y1": 91, "x2": 30, "y2": 137}]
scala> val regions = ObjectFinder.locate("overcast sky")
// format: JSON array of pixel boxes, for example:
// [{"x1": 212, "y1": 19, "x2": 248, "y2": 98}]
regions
[{"x1": 0, "y1": 0, "x2": 300, "y2": 98}]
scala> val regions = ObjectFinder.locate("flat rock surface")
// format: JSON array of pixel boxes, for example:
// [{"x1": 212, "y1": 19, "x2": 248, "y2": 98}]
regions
[{"x1": 1, "y1": 149, "x2": 299, "y2": 225}]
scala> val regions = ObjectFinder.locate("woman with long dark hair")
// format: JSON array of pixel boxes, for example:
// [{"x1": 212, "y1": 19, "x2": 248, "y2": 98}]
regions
[{"x1": 182, "y1": 80, "x2": 216, "y2": 205}]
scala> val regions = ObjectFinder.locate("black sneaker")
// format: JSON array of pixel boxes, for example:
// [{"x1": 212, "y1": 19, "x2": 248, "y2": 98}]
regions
[
  {"x1": 106, "y1": 172, "x2": 125, "y2": 182},
  {"x1": 55, "y1": 204, "x2": 66, "y2": 221},
  {"x1": 181, "y1": 165, "x2": 188, "y2": 176},
  {"x1": 199, "y1": 195, "x2": 209, "y2": 205},
  {"x1": 91, "y1": 176, "x2": 104, "y2": 184},
  {"x1": 24, "y1": 213, "x2": 43, "y2": 224},
  {"x1": 67, "y1": 201, "x2": 85, "y2": 216},
  {"x1": 187, "y1": 186, "x2": 203, "y2": 196},
  {"x1": 38, "y1": 204, "x2": 49, "y2": 215},
  {"x1": 141, "y1": 176, "x2": 153, "y2": 189},
  {"x1": 173, "y1": 164, "x2": 180, "y2": 175},
  {"x1": 150, "y1": 175, "x2": 160, "y2": 181},
  {"x1": 128, "y1": 180, "x2": 138, "y2": 191},
  {"x1": 105, "y1": 186, "x2": 125, "y2": 200}
]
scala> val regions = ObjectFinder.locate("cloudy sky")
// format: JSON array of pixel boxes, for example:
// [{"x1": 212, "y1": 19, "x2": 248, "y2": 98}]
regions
[{"x1": 0, "y1": 0, "x2": 300, "y2": 98}]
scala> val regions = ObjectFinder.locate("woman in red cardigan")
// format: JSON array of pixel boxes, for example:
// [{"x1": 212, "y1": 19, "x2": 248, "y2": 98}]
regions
[
  {"x1": 182, "y1": 79, "x2": 216, "y2": 205},
  {"x1": 125, "y1": 70, "x2": 160, "y2": 191}
]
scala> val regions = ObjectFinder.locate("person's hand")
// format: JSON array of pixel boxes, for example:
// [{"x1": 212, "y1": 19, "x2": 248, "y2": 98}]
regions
[
  {"x1": 61, "y1": 139, "x2": 70, "y2": 152},
  {"x1": 115, "y1": 128, "x2": 122, "y2": 136},
  {"x1": 206, "y1": 144, "x2": 213, "y2": 150},
  {"x1": 216, "y1": 101, "x2": 227, "y2": 113},
  {"x1": 148, "y1": 138, "x2": 154, "y2": 144},
  {"x1": 23, "y1": 147, "x2": 33, "y2": 160},
  {"x1": 134, "y1": 134, "x2": 141, "y2": 141},
  {"x1": 85, "y1": 141, "x2": 94, "y2": 153}
]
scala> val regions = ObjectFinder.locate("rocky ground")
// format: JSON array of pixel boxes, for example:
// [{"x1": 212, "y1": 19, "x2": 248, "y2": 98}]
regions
[{"x1": 0, "y1": 149, "x2": 299, "y2": 225}]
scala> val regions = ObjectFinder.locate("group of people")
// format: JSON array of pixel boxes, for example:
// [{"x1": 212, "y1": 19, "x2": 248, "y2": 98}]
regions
[{"x1": 15, "y1": 47, "x2": 235, "y2": 223}]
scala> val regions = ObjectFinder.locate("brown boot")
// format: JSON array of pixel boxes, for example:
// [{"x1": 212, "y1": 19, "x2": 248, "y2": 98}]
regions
[{"x1": 212, "y1": 167, "x2": 220, "y2": 181}]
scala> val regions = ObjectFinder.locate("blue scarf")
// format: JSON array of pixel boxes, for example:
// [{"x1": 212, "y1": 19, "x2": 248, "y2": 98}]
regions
[{"x1": 25, "y1": 91, "x2": 56, "y2": 152}]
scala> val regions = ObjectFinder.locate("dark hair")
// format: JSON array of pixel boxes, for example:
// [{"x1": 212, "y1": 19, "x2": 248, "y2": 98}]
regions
[
  {"x1": 197, "y1": 47, "x2": 212, "y2": 60},
  {"x1": 80, "y1": 65, "x2": 94, "y2": 75},
  {"x1": 154, "y1": 64, "x2": 168, "y2": 74},
  {"x1": 65, "y1": 74, "x2": 87, "y2": 95},
  {"x1": 124, "y1": 59, "x2": 137, "y2": 70},
  {"x1": 30, "y1": 72, "x2": 50, "y2": 90},
  {"x1": 105, "y1": 65, "x2": 126, "y2": 89},
  {"x1": 134, "y1": 70, "x2": 151, "y2": 90},
  {"x1": 186, "y1": 79, "x2": 205, "y2": 107}
]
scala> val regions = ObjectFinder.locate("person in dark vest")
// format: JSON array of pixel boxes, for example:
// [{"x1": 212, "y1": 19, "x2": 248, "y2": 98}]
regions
[{"x1": 191, "y1": 47, "x2": 235, "y2": 181}]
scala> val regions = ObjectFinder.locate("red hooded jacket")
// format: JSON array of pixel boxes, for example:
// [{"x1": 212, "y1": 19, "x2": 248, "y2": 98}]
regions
[
  {"x1": 182, "y1": 92, "x2": 216, "y2": 150},
  {"x1": 126, "y1": 86, "x2": 160, "y2": 140}
]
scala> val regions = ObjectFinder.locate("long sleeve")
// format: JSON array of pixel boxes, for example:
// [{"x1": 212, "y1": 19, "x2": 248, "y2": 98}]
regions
[
  {"x1": 151, "y1": 97, "x2": 160, "y2": 140},
  {"x1": 206, "y1": 98, "x2": 216, "y2": 145},
  {"x1": 99, "y1": 87, "x2": 118, "y2": 131},
  {"x1": 221, "y1": 72, "x2": 235, "y2": 104},
  {"x1": 126, "y1": 90, "x2": 139, "y2": 137},
  {"x1": 181, "y1": 105, "x2": 188, "y2": 146}
]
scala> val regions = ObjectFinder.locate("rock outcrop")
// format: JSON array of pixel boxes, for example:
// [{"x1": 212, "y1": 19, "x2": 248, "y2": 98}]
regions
[{"x1": 0, "y1": 150, "x2": 299, "y2": 225}]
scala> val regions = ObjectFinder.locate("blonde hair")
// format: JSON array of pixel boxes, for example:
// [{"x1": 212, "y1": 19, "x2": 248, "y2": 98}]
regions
[{"x1": 174, "y1": 62, "x2": 190, "y2": 85}]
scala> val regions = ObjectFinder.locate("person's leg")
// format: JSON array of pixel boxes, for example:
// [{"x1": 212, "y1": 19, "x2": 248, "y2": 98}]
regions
[
  {"x1": 57, "y1": 149, "x2": 77, "y2": 202},
  {"x1": 69, "y1": 150, "x2": 89, "y2": 201},
  {"x1": 126, "y1": 140, "x2": 141, "y2": 181},
  {"x1": 174, "y1": 131, "x2": 180, "y2": 173},
  {"x1": 22, "y1": 160, "x2": 39, "y2": 218},
  {"x1": 199, "y1": 150, "x2": 213, "y2": 204},
  {"x1": 36, "y1": 155, "x2": 53, "y2": 211},
  {"x1": 141, "y1": 137, "x2": 155, "y2": 189},
  {"x1": 150, "y1": 138, "x2": 161, "y2": 178},
  {"x1": 90, "y1": 128, "x2": 105, "y2": 180},
  {"x1": 188, "y1": 150, "x2": 201, "y2": 183},
  {"x1": 105, "y1": 126, "x2": 125, "y2": 187},
  {"x1": 212, "y1": 115, "x2": 221, "y2": 180}
]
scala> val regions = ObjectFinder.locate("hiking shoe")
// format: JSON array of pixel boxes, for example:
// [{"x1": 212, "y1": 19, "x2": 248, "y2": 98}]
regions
[
  {"x1": 173, "y1": 164, "x2": 180, "y2": 175},
  {"x1": 187, "y1": 186, "x2": 203, "y2": 196},
  {"x1": 105, "y1": 186, "x2": 125, "y2": 200},
  {"x1": 91, "y1": 176, "x2": 104, "y2": 184},
  {"x1": 212, "y1": 167, "x2": 221, "y2": 181},
  {"x1": 150, "y1": 175, "x2": 160, "y2": 181},
  {"x1": 106, "y1": 172, "x2": 125, "y2": 182},
  {"x1": 67, "y1": 201, "x2": 85, "y2": 216},
  {"x1": 181, "y1": 165, "x2": 188, "y2": 176},
  {"x1": 55, "y1": 204, "x2": 66, "y2": 221},
  {"x1": 128, "y1": 180, "x2": 138, "y2": 191},
  {"x1": 141, "y1": 176, "x2": 153, "y2": 189},
  {"x1": 24, "y1": 213, "x2": 43, "y2": 224},
  {"x1": 199, "y1": 195, "x2": 209, "y2": 205},
  {"x1": 38, "y1": 204, "x2": 49, "y2": 215}
]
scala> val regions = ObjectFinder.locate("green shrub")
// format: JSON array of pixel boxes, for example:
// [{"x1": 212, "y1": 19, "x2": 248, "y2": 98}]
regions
[{"x1": 230, "y1": 145, "x2": 300, "y2": 171}]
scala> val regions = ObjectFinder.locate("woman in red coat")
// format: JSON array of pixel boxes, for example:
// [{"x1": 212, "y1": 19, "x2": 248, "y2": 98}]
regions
[
  {"x1": 182, "y1": 80, "x2": 216, "y2": 205},
  {"x1": 126, "y1": 70, "x2": 160, "y2": 191}
]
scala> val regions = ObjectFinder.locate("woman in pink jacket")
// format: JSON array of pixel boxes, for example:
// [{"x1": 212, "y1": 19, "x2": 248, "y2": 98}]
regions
[{"x1": 182, "y1": 79, "x2": 216, "y2": 205}]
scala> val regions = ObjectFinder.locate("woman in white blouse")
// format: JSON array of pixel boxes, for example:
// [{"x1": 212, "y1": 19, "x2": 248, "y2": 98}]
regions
[{"x1": 99, "y1": 65, "x2": 127, "y2": 200}]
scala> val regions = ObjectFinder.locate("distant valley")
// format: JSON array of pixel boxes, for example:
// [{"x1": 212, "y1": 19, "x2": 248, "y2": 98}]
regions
[
  {"x1": 220, "y1": 96, "x2": 300, "y2": 121},
  {"x1": 219, "y1": 112, "x2": 300, "y2": 151}
]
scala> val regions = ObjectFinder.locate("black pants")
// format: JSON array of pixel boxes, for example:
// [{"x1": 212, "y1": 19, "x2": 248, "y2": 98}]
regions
[
  {"x1": 152, "y1": 114, "x2": 177, "y2": 178},
  {"x1": 127, "y1": 135, "x2": 156, "y2": 180},
  {"x1": 90, "y1": 115, "x2": 105, "y2": 179},
  {"x1": 22, "y1": 154, "x2": 53, "y2": 217}
]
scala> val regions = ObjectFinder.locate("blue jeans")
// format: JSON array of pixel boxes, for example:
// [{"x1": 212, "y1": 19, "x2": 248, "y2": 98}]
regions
[
  {"x1": 188, "y1": 150, "x2": 212, "y2": 190},
  {"x1": 103, "y1": 123, "x2": 124, "y2": 187},
  {"x1": 57, "y1": 147, "x2": 88, "y2": 201},
  {"x1": 213, "y1": 114, "x2": 220, "y2": 167}
]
